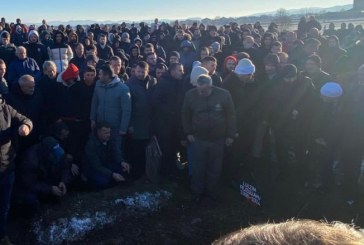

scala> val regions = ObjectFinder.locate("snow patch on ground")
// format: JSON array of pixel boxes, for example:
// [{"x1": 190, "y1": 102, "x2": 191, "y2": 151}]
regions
[
  {"x1": 114, "y1": 190, "x2": 172, "y2": 211},
  {"x1": 33, "y1": 190, "x2": 172, "y2": 244}
]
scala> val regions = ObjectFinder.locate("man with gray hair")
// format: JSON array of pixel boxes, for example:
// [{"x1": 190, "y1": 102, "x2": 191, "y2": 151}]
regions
[
  {"x1": 39, "y1": 60, "x2": 58, "y2": 126},
  {"x1": 7, "y1": 75, "x2": 42, "y2": 151},
  {"x1": 182, "y1": 74, "x2": 236, "y2": 201},
  {"x1": 7, "y1": 46, "x2": 41, "y2": 92}
]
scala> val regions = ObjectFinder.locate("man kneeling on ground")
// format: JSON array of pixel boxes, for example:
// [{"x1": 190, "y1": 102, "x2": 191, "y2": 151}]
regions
[
  {"x1": 84, "y1": 121, "x2": 130, "y2": 189},
  {"x1": 18, "y1": 137, "x2": 71, "y2": 207}
]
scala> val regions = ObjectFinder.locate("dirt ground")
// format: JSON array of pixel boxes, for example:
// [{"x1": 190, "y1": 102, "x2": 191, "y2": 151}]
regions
[{"x1": 7, "y1": 165, "x2": 364, "y2": 245}]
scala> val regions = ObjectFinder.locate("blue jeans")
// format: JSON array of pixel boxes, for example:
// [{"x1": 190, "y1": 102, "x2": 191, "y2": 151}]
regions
[
  {"x1": 0, "y1": 170, "x2": 15, "y2": 238},
  {"x1": 190, "y1": 139, "x2": 225, "y2": 194}
]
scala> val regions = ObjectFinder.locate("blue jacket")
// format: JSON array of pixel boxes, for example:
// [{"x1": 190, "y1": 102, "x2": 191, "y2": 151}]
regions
[
  {"x1": 8, "y1": 57, "x2": 41, "y2": 90},
  {"x1": 90, "y1": 76, "x2": 131, "y2": 132}
]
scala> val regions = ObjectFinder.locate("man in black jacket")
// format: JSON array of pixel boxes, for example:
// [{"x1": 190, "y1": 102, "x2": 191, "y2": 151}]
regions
[
  {"x1": 24, "y1": 30, "x2": 49, "y2": 68},
  {"x1": 182, "y1": 74, "x2": 236, "y2": 200},
  {"x1": 0, "y1": 95, "x2": 32, "y2": 244},
  {"x1": 7, "y1": 75, "x2": 43, "y2": 152},
  {"x1": 152, "y1": 63, "x2": 184, "y2": 178},
  {"x1": 96, "y1": 34, "x2": 114, "y2": 61},
  {"x1": 18, "y1": 137, "x2": 70, "y2": 207},
  {"x1": 84, "y1": 122, "x2": 130, "y2": 189},
  {"x1": 127, "y1": 61, "x2": 156, "y2": 179}
]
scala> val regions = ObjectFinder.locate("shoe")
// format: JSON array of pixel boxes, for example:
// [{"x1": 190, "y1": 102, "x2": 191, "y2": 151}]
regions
[{"x1": 0, "y1": 236, "x2": 14, "y2": 245}]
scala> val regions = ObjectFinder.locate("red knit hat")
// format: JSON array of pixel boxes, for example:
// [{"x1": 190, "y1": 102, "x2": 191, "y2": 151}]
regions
[{"x1": 62, "y1": 63, "x2": 79, "y2": 81}]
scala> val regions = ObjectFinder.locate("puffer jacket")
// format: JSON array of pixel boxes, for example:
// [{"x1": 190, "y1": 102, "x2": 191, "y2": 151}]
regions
[
  {"x1": 90, "y1": 76, "x2": 131, "y2": 133},
  {"x1": 48, "y1": 30, "x2": 73, "y2": 72}
]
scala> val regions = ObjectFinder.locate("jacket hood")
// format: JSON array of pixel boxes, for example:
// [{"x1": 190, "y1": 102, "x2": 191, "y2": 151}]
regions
[
  {"x1": 54, "y1": 30, "x2": 66, "y2": 44},
  {"x1": 129, "y1": 44, "x2": 140, "y2": 56},
  {"x1": 0, "y1": 30, "x2": 10, "y2": 39},
  {"x1": 134, "y1": 36, "x2": 143, "y2": 46},
  {"x1": 28, "y1": 30, "x2": 39, "y2": 43},
  {"x1": 68, "y1": 31, "x2": 79, "y2": 43}
]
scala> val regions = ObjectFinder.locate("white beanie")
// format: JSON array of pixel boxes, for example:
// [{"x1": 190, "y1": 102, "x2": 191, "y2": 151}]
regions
[
  {"x1": 320, "y1": 82, "x2": 343, "y2": 98},
  {"x1": 190, "y1": 66, "x2": 209, "y2": 86},
  {"x1": 234, "y1": 58, "x2": 255, "y2": 75}
]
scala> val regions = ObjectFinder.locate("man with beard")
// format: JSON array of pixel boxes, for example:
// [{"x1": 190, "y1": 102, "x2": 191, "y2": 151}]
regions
[
  {"x1": 24, "y1": 30, "x2": 49, "y2": 68},
  {"x1": 96, "y1": 34, "x2": 114, "y2": 61},
  {"x1": 303, "y1": 54, "x2": 331, "y2": 91},
  {"x1": 127, "y1": 61, "x2": 156, "y2": 179},
  {"x1": 182, "y1": 74, "x2": 236, "y2": 201}
]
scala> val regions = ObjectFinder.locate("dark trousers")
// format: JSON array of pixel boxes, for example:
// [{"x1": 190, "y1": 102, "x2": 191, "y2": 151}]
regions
[
  {"x1": 190, "y1": 139, "x2": 225, "y2": 194},
  {"x1": 156, "y1": 126, "x2": 179, "y2": 176},
  {"x1": 129, "y1": 139, "x2": 149, "y2": 180},
  {"x1": 85, "y1": 162, "x2": 124, "y2": 190},
  {"x1": 0, "y1": 169, "x2": 15, "y2": 238}
]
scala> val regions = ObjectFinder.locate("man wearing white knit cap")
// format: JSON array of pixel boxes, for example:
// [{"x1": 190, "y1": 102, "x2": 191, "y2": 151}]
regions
[
  {"x1": 309, "y1": 81, "x2": 344, "y2": 189},
  {"x1": 222, "y1": 58, "x2": 262, "y2": 187}
]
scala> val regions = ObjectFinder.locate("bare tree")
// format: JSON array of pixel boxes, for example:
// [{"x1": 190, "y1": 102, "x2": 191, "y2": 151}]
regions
[{"x1": 274, "y1": 8, "x2": 292, "y2": 31}]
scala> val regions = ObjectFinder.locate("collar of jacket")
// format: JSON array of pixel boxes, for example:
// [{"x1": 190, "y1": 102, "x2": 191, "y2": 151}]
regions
[{"x1": 97, "y1": 76, "x2": 121, "y2": 88}]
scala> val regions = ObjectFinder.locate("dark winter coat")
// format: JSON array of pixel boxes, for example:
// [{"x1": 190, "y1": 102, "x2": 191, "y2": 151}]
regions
[
  {"x1": 127, "y1": 75, "x2": 156, "y2": 140},
  {"x1": 182, "y1": 86, "x2": 237, "y2": 140},
  {"x1": 0, "y1": 99, "x2": 33, "y2": 172},
  {"x1": 18, "y1": 142, "x2": 71, "y2": 194}
]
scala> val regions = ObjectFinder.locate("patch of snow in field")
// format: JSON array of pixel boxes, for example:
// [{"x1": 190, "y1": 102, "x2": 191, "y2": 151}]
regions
[
  {"x1": 114, "y1": 190, "x2": 172, "y2": 211},
  {"x1": 33, "y1": 212, "x2": 113, "y2": 245},
  {"x1": 32, "y1": 190, "x2": 172, "y2": 244}
]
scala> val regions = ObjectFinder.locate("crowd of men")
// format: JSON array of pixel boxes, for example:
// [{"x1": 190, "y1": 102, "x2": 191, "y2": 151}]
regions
[{"x1": 0, "y1": 15, "x2": 364, "y2": 244}]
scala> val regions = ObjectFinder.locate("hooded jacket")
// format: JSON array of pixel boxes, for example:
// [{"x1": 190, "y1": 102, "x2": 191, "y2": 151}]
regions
[
  {"x1": 180, "y1": 40, "x2": 197, "y2": 73},
  {"x1": 48, "y1": 30, "x2": 74, "y2": 72},
  {"x1": 90, "y1": 76, "x2": 131, "y2": 133},
  {"x1": 128, "y1": 44, "x2": 143, "y2": 67},
  {"x1": 40, "y1": 30, "x2": 54, "y2": 48},
  {"x1": 18, "y1": 138, "x2": 71, "y2": 195},
  {"x1": 8, "y1": 57, "x2": 41, "y2": 91},
  {"x1": 24, "y1": 30, "x2": 49, "y2": 67}
]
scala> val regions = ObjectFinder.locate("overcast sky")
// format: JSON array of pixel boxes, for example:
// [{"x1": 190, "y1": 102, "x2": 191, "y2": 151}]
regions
[{"x1": 1, "y1": 0, "x2": 353, "y2": 23}]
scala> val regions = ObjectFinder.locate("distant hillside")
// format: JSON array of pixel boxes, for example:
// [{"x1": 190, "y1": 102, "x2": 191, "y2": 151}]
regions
[
  {"x1": 43, "y1": 4, "x2": 354, "y2": 27},
  {"x1": 250, "y1": 4, "x2": 352, "y2": 16}
]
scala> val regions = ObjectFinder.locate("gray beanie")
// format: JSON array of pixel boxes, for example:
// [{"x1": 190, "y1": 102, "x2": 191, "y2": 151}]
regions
[{"x1": 190, "y1": 66, "x2": 209, "y2": 86}]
